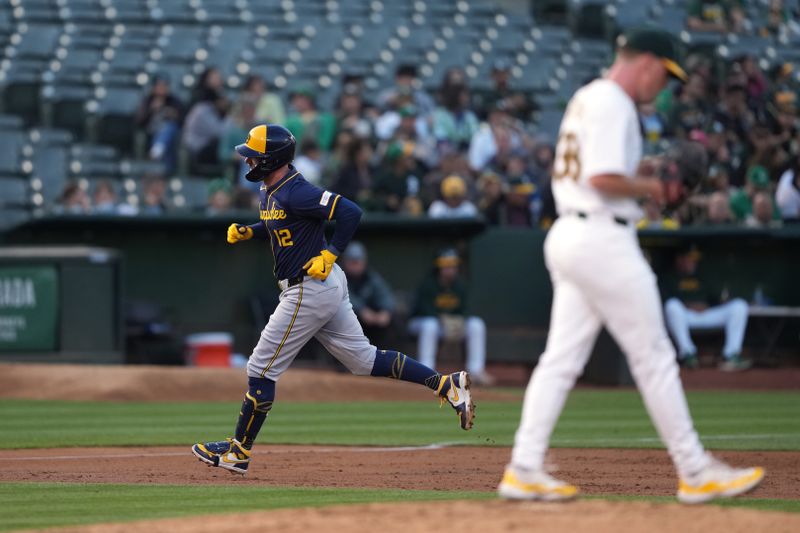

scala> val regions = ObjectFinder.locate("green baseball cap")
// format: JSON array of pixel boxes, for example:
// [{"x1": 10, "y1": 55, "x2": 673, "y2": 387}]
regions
[
  {"x1": 207, "y1": 178, "x2": 232, "y2": 196},
  {"x1": 746, "y1": 165, "x2": 770, "y2": 188},
  {"x1": 616, "y1": 28, "x2": 688, "y2": 82}
]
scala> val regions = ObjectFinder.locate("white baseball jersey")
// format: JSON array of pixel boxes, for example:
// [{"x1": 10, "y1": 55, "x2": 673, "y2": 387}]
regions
[
  {"x1": 552, "y1": 79, "x2": 643, "y2": 221},
  {"x1": 776, "y1": 168, "x2": 800, "y2": 218}
]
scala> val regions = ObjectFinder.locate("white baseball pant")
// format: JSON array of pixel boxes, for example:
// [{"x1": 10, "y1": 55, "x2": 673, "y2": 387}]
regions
[
  {"x1": 408, "y1": 316, "x2": 487, "y2": 374},
  {"x1": 510, "y1": 215, "x2": 710, "y2": 479},
  {"x1": 664, "y1": 298, "x2": 749, "y2": 360}
]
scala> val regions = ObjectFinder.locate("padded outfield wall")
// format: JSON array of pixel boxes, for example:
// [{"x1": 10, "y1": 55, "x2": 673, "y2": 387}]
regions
[{"x1": 1, "y1": 215, "x2": 799, "y2": 364}]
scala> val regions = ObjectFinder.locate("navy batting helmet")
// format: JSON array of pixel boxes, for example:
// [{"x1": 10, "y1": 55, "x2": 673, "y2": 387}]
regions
[{"x1": 236, "y1": 124, "x2": 296, "y2": 182}]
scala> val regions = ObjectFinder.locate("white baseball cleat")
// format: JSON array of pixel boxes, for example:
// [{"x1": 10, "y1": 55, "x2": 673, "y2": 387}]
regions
[
  {"x1": 677, "y1": 456, "x2": 764, "y2": 504},
  {"x1": 498, "y1": 465, "x2": 579, "y2": 502},
  {"x1": 437, "y1": 371, "x2": 475, "y2": 430}
]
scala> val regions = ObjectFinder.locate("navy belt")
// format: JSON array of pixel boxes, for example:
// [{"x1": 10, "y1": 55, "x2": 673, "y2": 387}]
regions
[
  {"x1": 574, "y1": 211, "x2": 631, "y2": 227},
  {"x1": 285, "y1": 275, "x2": 305, "y2": 287}
]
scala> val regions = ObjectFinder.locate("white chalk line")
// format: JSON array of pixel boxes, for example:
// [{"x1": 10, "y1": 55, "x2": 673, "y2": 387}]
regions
[
  {"x1": 3, "y1": 434, "x2": 794, "y2": 461},
  {"x1": 551, "y1": 433, "x2": 798, "y2": 445},
  {"x1": 0, "y1": 442, "x2": 468, "y2": 461}
]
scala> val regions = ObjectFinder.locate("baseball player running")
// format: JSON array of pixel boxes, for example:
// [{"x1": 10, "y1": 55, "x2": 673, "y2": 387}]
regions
[
  {"x1": 192, "y1": 124, "x2": 474, "y2": 475},
  {"x1": 498, "y1": 29, "x2": 763, "y2": 504}
]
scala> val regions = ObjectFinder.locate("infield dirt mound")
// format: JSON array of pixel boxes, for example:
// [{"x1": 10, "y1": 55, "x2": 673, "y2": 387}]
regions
[
  {"x1": 0, "y1": 363, "x2": 516, "y2": 402},
  {"x1": 39, "y1": 499, "x2": 800, "y2": 533}
]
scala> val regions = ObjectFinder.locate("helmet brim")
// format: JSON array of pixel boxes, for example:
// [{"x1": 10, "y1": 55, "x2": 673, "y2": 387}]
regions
[{"x1": 235, "y1": 143, "x2": 265, "y2": 158}]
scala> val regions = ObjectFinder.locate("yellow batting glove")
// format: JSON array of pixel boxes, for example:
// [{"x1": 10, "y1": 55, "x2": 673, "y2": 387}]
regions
[
  {"x1": 302, "y1": 249, "x2": 337, "y2": 281},
  {"x1": 227, "y1": 223, "x2": 253, "y2": 244}
]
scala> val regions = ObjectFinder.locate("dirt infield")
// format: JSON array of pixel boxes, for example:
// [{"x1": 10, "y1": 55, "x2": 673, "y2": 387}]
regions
[
  {"x1": 1, "y1": 364, "x2": 796, "y2": 404},
  {"x1": 2, "y1": 445, "x2": 796, "y2": 499},
  {"x1": 4, "y1": 364, "x2": 798, "y2": 532},
  {"x1": 36, "y1": 500, "x2": 800, "y2": 533},
  {"x1": 0, "y1": 363, "x2": 518, "y2": 402}
]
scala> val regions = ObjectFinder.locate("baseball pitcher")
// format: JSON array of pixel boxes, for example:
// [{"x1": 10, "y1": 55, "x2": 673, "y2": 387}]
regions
[
  {"x1": 193, "y1": 124, "x2": 475, "y2": 475},
  {"x1": 498, "y1": 28, "x2": 763, "y2": 504}
]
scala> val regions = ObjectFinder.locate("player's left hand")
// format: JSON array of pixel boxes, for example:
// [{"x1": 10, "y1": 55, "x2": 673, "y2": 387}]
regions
[{"x1": 303, "y1": 250, "x2": 337, "y2": 281}]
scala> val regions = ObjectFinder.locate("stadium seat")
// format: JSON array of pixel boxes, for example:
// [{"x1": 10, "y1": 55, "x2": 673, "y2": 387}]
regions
[
  {"x1": 0, "y1": 130, "x2": 25, "y2": 174},
  {"x1": 119, "y1": 159, "x2": 167, "y2": 180},
  {"x1": 87, "y1": 86, "x2": 141, "y2": 153},
  {"x1": 0, "y1": 207, "x2": 31, "y2": 230},
  {"x1": 569, "y1": 1, "x2": 614, "y2": 39},
  {"x1": 0, "y1": 114, "x2": 24, "y2": 130},
  {"x1": 29, "y1": 127, "x2": 73, "y2": 146},
  {"x1": 11, "y1": 23, "x2": 62, "y2": 59},
  {"x1": 31, "y1": 146, "x2": 68, "y2": 203},
  {"x1": 41, "y1": 85, "x2": 94, "y2": 139},
  {"x1": 0, "y1": 177, "x2": 29, "y2": 207},
  {"x1": 169, "y1": 176, "x2": 209, "y2": 211}
]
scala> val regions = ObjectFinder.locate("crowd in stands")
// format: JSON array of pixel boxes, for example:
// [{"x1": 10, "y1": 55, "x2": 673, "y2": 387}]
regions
[{"x1": 54, "y1": 2, "x2": 800, "y2": 229}]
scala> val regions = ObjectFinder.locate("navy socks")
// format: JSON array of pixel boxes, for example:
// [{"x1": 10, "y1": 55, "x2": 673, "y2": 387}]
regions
[
  {"x1": 370, "y1": 349, "x2": 446, "y2": 392},
  {"x1": 234, "y1": 376, "x2": 275, "y2": 450}
]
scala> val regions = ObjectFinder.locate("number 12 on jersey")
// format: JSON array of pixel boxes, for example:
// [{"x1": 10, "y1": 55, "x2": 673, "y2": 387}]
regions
[
  {"x1": 553, "y1": 132, "x2": 581, "y2": 181},
  {"x1": 273, "y1": 229, "x2": 293, "y2": 247}
]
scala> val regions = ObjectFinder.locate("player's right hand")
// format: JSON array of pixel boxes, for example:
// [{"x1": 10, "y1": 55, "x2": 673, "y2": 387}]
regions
[
  {"x1": 227, "y1": 223, "x2": 253, "y2": 244},
  {"x1": 303, "y1": 249, "x2": 337, "y2": 281}
]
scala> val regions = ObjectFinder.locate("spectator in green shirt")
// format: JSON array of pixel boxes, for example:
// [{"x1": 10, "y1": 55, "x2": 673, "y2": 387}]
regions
[
  {"x1": 408, "y1": 249, "x2": 492, "y2": 385},
  {"x1": 284, "y1": 88, "x2": 337, "y2": 152},
  {"x1": 729, "y1": 165, "x2": 781, "y2": 223},
  {"x1": 241, "y1": 75, "x2": 286, "y2": 126}
]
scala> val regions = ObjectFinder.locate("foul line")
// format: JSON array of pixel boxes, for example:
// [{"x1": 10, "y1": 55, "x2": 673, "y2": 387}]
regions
[
  {"x1": 551, "y1": 433, "x2": 798, "y2": 445},
  {"x1": 1, "y1": 442, "x2": 469, "y2": 461},
  {"x1": 3, "y1": 434, "x2": 794, "y2": 461}
]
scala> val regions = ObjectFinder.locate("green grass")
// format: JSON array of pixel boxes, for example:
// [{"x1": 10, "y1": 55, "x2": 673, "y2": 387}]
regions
[
  {"x1": 0, "y1": 483, "x2": 798, "y2": 532},
  {"x1": 1, "y1": 390, "x2": 798, "y2": 450},
  {"x1": 1, "y1": 390, "x2": 796, "y2": 531},
  {"x1": 0, "y1": 483, "x2": 493, "y2": 532}
]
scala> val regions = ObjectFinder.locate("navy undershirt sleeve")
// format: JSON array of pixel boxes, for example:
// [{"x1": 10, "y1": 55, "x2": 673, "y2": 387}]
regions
[
  {"x1": 248, "y1": 221, "x2": 268, "y2": 240},
  {"x1": 327, "y1": 196, "x2": 362, "y2": 256}
]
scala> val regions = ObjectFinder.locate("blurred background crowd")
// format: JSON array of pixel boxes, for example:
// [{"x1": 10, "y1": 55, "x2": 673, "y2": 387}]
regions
[
  {"x1": 60, "y1": 8, "x2": 800, "y2": 229},
  {"x1": 2, "y1": 0, "x2": 800, "y2": 230}
]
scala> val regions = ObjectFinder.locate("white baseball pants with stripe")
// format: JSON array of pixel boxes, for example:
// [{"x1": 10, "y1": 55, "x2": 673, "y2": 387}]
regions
[
  {"x1": 246, "y1": 264, "x2": 377, "y2": 380},
  {"x1": 510, "y1": 215, "x2": 710, "y2": 479}
]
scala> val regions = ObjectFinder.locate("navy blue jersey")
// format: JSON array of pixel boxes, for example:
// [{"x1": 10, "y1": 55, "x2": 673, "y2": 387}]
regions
[{"x1": 255, "y1": 166, "x2": 344, "y2": 280}]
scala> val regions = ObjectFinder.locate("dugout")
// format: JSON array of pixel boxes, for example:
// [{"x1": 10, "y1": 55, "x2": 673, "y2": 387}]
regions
[
  {"x1": 2, "y1": 217, "x2": 799, "y2": 379},
  {"x1": 0, "y1": 246, "x2": 123, "y2": 362}
]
